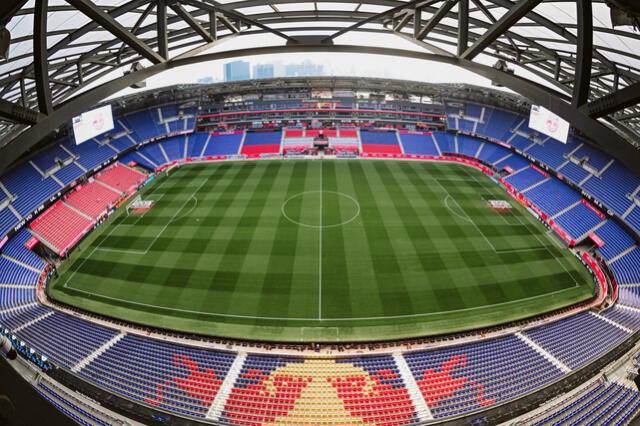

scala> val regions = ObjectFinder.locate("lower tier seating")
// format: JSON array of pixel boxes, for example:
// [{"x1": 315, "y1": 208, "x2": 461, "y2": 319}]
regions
[
  {"x1": 96, "y1": 163, "x2": 147, "y2": 193},
  {"x1": 30, "y1": 202, "x2": 94, "y2": 254},
  {"x1": 64, "y1": 180, "x2": 121, "y2": 219}
]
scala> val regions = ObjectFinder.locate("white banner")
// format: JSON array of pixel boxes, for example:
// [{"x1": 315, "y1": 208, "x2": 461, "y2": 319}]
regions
[
  {"x1": 72, "y1": 104, "x2": 114, "y2": 145},
  {"x1": 528, "y1": 105, "x2": 570, "y2": 143}
]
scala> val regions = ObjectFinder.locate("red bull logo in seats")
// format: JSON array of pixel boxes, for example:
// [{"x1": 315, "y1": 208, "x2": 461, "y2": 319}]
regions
[
  {"x1": 145, "y1": 354, "x2": 224, "y2": 406},
  {"x1": 222, "y1": 357, "x2": 417, "y2": 425},
  {"x1": 416, "y1": 354, "x2": 494, "y2": 408}
]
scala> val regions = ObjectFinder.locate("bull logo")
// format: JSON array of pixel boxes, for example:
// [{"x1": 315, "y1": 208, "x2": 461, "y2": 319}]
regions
[{"x1": 416, "y1": 354, "x2": 494, "y2": 407}]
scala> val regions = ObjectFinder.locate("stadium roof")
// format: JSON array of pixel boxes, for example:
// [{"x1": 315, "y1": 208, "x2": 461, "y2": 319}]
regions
[{"x1": 1, "y1": 0, "x2": 640, "y2": 173}]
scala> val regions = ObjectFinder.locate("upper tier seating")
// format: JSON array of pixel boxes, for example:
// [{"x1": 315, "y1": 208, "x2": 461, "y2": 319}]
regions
[
  {"x1": 96, "y1": 163, "x2": 147, "y2": 193},
  {"x1": 0, "y1": 286, "x2": 36, "y2": 311},
  {"x1": 571, "y1": 144, "x2": 612, "y2": 171},
  {"x1": 0, "y1": 163, "x2": 62, "y2": 217},
  {"x1": 0, "y1": 207, "x2": 20, "y2": 239},
  {"x1": 457, "y1": 135, "x2": 483, "y2": 157},
  {"x1": 203, "y1": 133, "x2": 244, "y2": 156},
  {"x1": 504, "y1": 166, "x2": 547, "y2": 191},
  {"x1": 30, "y1": 202, "x2": 94, "y2": 254},
  {"x1": 398, "y1": 132, "x2": 439, "y2": 156},
  {"x1": 558, "y1": 161, "x2": 591, "y2": 185},
  {"x1": 120, "y1": 109, "x2": 165, "y2": 141},
  {"x1": 618, "y1": 286, "x2": 640, "y2": 308},
  {"x1": 523, "y1": 178, "x2": 581, "y2": 217},
  {"x1": 1, "y1": 229, "x2": 45, "y2": 270},
  {"x1": 118, "y1": 152, "x2": 157, "y2": 171},
  {"x1": 476, "y1": 143, "x2": 512, "y2": 165},
  {"x1": 595, "y1": 220, "x2": 636, "y2": 261},
  {"x1": 31, "y1": 145, "x2": 73, "y2": 172},
  {"x1": 433, "y1": 132, "x2": 455, "y2": 153},
  {"x1": 54, "y1": 163, "x2": 85, "y2": 186},
  {"x1": 625, "y1": 207, "x2": 640, "y2": 233},
  {"x1": 0, "y1": 304, "x2": 50, "y2": 330},
  {"x1": 493, "y1": 153, "x2": 530, "y2": 171},
  {"x1": 476, "y1": 108, "x2": 522, "y2": 141},
  {"x1": 63, "y1": 139, "x2": 117, "y2": 171},
  {"x1": 508, "y1": 134, "x2": 535, "y2": 151},
  {"x1": 524, "y1": 312, "x2": 629, "y2": 369},
  {"x1": 526, "y1": 138, "x2": 580, "y2": 169},
  {"x1": 583, "y1": 162, "x2": 640, "y2": 216},
  {"x1": 64, "y1": 181, "x2": 121, "y2": 219}
]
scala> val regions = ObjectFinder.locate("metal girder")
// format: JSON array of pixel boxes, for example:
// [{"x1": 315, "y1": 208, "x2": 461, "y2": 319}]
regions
[
  {"x1": 458, "y1": 0, "x2": 468, "y2": 57},
  {"x1": 582, "y1": 81, "x2": 640, "y2": 118},
  {"x1": 2, "y1": 43, "x2": 638, "y2": 176},
  {"x1": 33, "y1": 0, "x2": 52, "y2": 115},
  {"x1": 0, "y1": 99, "x2": 42, "y2": 125},
  {"x1": 0, "y1": 0, "x2": 28, "y2": 25},
  {"x1": 573, "y1": 0, "x2": 592, "y2": 107},
  {"x1": 156, "y1": 0, "x2": 168, "y2": 59},
  {"x1": 461, "y1": 0, "x2": 542, "y2": 60},
  {"x1": 415, "y1": 0, "x2": 457, "y2": 41},
  {"x1": 65, "y1": 0, "x2": 165, "y2": 64},
  {"x1": 170, "y1": 3, "x2": 213, "y2": 43}
]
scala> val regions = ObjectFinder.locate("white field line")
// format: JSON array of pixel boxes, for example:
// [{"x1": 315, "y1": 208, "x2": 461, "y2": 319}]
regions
[
  {"x1": 459, "y1": 166, "x2": 581, "y2": 286},
  {"x1": 319, "y1": 159, "x2": 323, "y2": 320},
  {"x1": 64, "y1": 177, "x2": 209, "y2": 287}
]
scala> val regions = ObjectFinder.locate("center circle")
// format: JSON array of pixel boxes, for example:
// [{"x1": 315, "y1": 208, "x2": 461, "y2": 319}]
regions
[{"x1": 281, "y1": 190, "x2": 361, "y2": 228}]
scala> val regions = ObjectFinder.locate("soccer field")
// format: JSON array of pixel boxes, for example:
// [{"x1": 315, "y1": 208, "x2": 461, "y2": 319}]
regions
[{"x1": 50, "y1": 159, "x2": 595, "y2": 342}]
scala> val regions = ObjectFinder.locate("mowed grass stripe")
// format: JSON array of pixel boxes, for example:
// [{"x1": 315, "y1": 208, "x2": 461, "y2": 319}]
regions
[{"x1": 51, "y1": 159, "x2": 596, "y2": 341}]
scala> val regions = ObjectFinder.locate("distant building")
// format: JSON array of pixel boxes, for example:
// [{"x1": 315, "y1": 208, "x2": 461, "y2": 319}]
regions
[
  {"x1": 253, "y1": 64, "x2": 275, "y2": 79},
  {"x1": 224, "y1": 61, "x2": 250, "y2": 82},
  {"x1": 197, "y1": 76, "x2": 214, "y2": 84},
  {"x1": 284, "y1": 60, "x2": 325, "y2": 77}
]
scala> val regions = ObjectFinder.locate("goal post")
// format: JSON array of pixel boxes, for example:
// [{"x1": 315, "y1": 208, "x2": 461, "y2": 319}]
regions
[{"x1": 127, "y1": 195, "x2": 155, "y2": 215}]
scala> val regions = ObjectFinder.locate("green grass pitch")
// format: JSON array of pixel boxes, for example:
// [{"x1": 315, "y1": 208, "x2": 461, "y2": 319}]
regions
[{"x1": 49, "y1": 159, "x2": 595, "y2": 342}]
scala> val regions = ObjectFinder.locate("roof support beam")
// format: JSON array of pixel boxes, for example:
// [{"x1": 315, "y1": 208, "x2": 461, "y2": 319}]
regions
[
  {"x1": 582, "y1": 81, "x2": 640, "y2": 118},
  {"x1": 415, "y1": 0, "x2": 457, "y2": 41},
  {"x1": 156, "y1": 0, "x2": 168, "y2": 59},
  {"x1": 65, "y1": 0, "x2": 164, "y2": 64},
  {"x1": 0, "y1": 0, "x2": 28, "y2": 25},
  {"x1": 461, "y1": 0, "x2": 542, "y2": 60},
  {"x1": 457, "y1": 0, "x2": 468, "y2": 57},
  {"x1": 209, "y1": 11, "x2": 218, "y2": 39},
  {"x1": 573, "y1": 0, "x2": 592, "y2": 107},
  {"x1": 170, "y1": 3, "x2": 213, "y2": 43},
  {"x1": 33, "y1": 0, "x2": 52, "y2": 115},
  {"x1": 0, "y1": 99, "x2": 42, "y2": 125}
]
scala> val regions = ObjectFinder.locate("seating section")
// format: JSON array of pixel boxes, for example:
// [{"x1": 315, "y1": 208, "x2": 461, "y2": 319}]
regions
[
  {"x1": 96, "y1": 163, "x2": 147, "y2": 193},
  {"x1": 523, "y1": 178, "x2": 581, "y2": 217},
  {"x1": 609, "y1": 247, "x2": 640, "y2": 284},
  {"x1": 0, "y1": 304, "x2": 50, "y2": 330},
  {"x1": 0, "y1": 286, "x2": 36, "y2": 310},
  {"x1": 433, "y1": 132, "x2": 455, "y2": 153},
  {"x1": 186, "y1": 133, "x2": 210, "y2": 158},
  {"x1": 222, "y1": 355, "x2": 419, "y2": 425},
  {"x1": 595, "y1": 220, "x2": 636, "y2": 261},
  {"x1": 0, "y1": 207, "x2": 20, "y2": 239},
  {"x1": 618, "y1": 286, "x2": 640, "y2": 308},
  {"x1": 583, "y1": 162, "x2": 640, "y2": 216},
  {"x1": 15, "y1": 312, "x2": 117, "y2": 369},
  {"x1": 80, "y1": 335, "x2": 235, "y2": 418},
  {"x1": 31, "y1": 145, "x2": 73, "y2": 172},
  {"x1": 137, "y1": 143, "x2": 167, "y2": 166},
  {"x1": 494, "y1": 153, "x2": 530, "y2": 171},
  {"x1": 0, "y1": 229, "x2": 45, "y2": 270},
  {"x1": 526, "y1": 381, "x2": 640, "y2": 426},
  {"x1": 625, "y1": 207, "x2": 640, "y2": 233},
  {"x1": 504, "y1": 166, "x2": 547, "y2": 191},
  {"x1": 204, "y1": 132, "x2": 244, "y2": 156},
  {"x1": 398, "y1": 132, "x2": 439, "y2": 156},
  {"x1": 63, "y1": 139, "x2": 117, "y2": 170},
  {"x1": 524, "y1": 312, "x2": 629, "y2": 369},
  {"x1": 107, "y1": 134, "x2": 135, "y2": 152},
  {"x1": 526, "y1": 138, "x2": 580, "y2": 169},
  {"x1": 0, "y1": 163, "x2": 62, "y2": 217},
  {"x1": 508, "y1": 134, "x2": 535, "y2": 151},
  {"x1": 405, "y1": 335, "x2": 561, "y2": 418},
  {"x1": 161, "y1": 136, "x2": 187, "y2": 162},
  {"x1": 553, "y1": 202, "x2": 605, "y2": 240},
  {"x1": 477, "y1": 143, "x2": 511, "y2": 165},
  {"x1": 558, "y1": 161, "x2": 591, "y2": 185},
  {"x1": 119, "y1": 152, "x2": 157, "y2": 171},
  {"x1": 572, "y1": 144, "x2": 612, "y2": 171},
  {"x1": 30, "y1": 202, "x2": 94, "y2": 255},
  {"x1": 120, "y1": 109, "x2": 165, "y2": 141},
  {"x1": 601, "y1": 306, "x2": 640, "y2": 331},
  {"x1": 457, "y1": 135, "x2": 483, "y2": 157},
  {"x1": 64, "y1": 181, "x2": 121, "y2": 219},
  {"x1": 360, "y1": 130, "x2": 402, "y2": 154},
  {"x1": 54, "y1": 163, "x2": 85, "y2": 186},
  {"x1": 241, "y1": 131, "x2": 282, "y2": 156},
  {"x1": 0, "y1": 256, "x2": 41, "y2": 285}
]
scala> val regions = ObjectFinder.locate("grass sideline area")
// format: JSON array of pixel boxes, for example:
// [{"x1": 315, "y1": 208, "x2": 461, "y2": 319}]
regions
[{"x1": 49, "y1": 159, "x2": 595, "y2": 342}]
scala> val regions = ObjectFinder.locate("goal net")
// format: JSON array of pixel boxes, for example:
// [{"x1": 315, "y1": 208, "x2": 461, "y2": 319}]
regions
[
  {"x1": 487, "y1": 200, "x2": 512, "y2": 212},
  {"x1": 127, "y1": 195, "x2": 155, "y2": 215}
]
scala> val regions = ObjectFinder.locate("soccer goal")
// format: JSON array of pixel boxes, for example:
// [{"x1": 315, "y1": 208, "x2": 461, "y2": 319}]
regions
[
  {"x1": 487, "y1": 200, "x2": 512, "y2": 212},
  {"x1": 127, "y1": 195, "x2": 155, "y2": 215}
]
